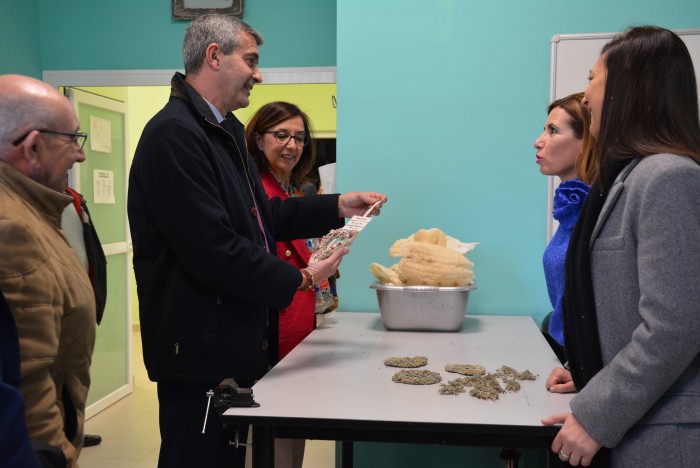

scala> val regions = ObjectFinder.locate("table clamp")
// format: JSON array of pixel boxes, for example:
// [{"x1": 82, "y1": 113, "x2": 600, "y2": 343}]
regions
[
  {"x1": 201, "y1": 378, "x2": 260, "y2": 435},
  {"x1": 214, "y1": 378, "x2": 261, "y2": 409}
]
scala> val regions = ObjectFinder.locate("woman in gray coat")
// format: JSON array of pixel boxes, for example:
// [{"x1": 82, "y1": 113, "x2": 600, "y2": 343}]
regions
[{"x1": 542, "y1": 26, "x2": 700, "y2": 467}]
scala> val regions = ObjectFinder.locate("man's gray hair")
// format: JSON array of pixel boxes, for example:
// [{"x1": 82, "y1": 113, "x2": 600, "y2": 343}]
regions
[
  {"x1": 183, "y1": 14, "x2": 263, "y2": 75},
  {"x1": 0, "y1": 92, "x2": 56, "y2": 154}
]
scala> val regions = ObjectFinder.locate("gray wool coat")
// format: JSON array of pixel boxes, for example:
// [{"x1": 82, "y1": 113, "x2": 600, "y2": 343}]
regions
[{"x1": 569, "y1": 154, "x2": 700, "y2": 462}]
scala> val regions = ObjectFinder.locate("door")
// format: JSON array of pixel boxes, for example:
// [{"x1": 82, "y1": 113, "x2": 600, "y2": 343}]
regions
[{"x1": 67, "y1": 88, "x2": 133, "y2": 417}]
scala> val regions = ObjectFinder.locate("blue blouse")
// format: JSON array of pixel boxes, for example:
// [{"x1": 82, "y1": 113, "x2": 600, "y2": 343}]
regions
[{"x1": 543, "y1": 178, "x2": 590, "y2": 345}]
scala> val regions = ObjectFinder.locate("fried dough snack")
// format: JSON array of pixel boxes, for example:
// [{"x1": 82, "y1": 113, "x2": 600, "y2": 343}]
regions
[{"x1": 371, "y1": 228, "x2": 476, "y2": 287}]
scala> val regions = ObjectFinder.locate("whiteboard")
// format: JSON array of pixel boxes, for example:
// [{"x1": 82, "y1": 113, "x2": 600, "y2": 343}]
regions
[{"x1": 546, "y1": 29, "x2": 700, "y2": 242}]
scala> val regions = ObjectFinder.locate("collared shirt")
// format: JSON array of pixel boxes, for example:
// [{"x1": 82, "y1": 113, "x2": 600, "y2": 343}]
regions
[{"x1": 203, "y1": 98, "x2": 225, "y2": 124}]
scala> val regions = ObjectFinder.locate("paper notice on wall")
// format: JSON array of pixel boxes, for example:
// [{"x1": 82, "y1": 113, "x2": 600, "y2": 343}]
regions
[
  {"x1": 89, "y1": 116, "x2": 112, "y2": 153},
  {"x1": 318, "y1": 163, "x2": 336, "y2": 194},
  {"x1": 93, "y1": 169, "x2": 115, "y2": 204}
]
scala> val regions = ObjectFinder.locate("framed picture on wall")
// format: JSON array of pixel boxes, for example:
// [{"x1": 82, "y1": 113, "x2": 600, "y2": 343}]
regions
[{"x1": 172, "y1": 0, "x2": 243, "y2": 20}]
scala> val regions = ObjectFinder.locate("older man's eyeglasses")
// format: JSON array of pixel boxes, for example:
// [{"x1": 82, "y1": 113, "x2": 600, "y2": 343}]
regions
[
  {"x1": 263, "y1": 131, "x2": 310, "y2": 147},
  {"x1": 12, "y1": 130, "x2": 89, "y2": 151}
]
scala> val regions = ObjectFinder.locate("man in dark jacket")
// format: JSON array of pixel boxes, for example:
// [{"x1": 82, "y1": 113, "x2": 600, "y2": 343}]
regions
[{"x1": 127, "y1": 14, "x2": 386, "y2": 468}]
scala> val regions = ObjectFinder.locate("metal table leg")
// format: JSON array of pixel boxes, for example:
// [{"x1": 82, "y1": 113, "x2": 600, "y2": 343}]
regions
[
  {"x1": 500, "y1": 448, "x2": 521, "y2": 468},
  {"x1": 252, "y1": 426, "x2": 274, "y2": 468},
  {"x1": 341, "y1": 440, "x2": 353, "y2": 468}
]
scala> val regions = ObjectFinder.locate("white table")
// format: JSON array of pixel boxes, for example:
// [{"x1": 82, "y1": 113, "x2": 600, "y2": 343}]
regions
[{"x1": 222, "y1": 312, "x2": 572, "y2": 467}]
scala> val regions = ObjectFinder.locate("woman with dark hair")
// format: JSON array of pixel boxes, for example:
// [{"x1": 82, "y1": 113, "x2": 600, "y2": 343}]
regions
[
  {"x1": 542, "y1": 26, "x2": 700, "y2": 467},
  {"x1": 534, "y1": 92, "x2": 594, "y2": 363},
  {"x1": 247, "y1": 101, "x2": 317, "y2": 201},
  {"x1": 245, "y1": 101, "x2": 335, "y2": 468}
]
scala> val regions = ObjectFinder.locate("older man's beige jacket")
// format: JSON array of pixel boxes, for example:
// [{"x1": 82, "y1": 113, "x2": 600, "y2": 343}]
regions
[{"x1": 0, "y1": 161, "x2": 96, "y2": 468}]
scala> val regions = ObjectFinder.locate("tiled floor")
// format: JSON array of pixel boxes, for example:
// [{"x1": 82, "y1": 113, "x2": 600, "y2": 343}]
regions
[{"x1": 78, "y1": 330, "x2": 335, "y2": 468}]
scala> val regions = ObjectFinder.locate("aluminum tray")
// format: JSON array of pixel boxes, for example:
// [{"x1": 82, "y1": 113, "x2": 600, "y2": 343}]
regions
[{"x1": 370, "y1": 282, "x2": 476, "y2": 332}]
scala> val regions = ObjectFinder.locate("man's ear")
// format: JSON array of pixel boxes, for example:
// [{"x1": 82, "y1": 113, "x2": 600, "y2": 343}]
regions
[
  {"x1": 4, "y1": 130, "x2": 41, "y2": 175},
  {"x1": 204, "y1": 43, "x2": 222, "y2": 71},
  {"x1": 19, "y1": 130, "x2": 41, "y2": 161}
]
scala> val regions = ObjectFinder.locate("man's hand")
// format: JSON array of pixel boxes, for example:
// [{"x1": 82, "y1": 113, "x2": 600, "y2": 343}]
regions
[
  {"x1": 305, "y1": 247, "x2": 349, "y2": 283},
  {"x1": 338, "y1": 192, "x2": 387, "y2": 218}
]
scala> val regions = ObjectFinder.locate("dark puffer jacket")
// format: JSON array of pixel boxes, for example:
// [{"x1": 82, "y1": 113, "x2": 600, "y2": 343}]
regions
[{"x1": 128, "y1": 73, "x2": 342, "y2": 385}]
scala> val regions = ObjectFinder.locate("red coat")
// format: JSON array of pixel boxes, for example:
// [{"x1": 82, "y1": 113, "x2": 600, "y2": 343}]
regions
[{"x1": 260, "y1": 171, "x2": 316, "y2": 359}]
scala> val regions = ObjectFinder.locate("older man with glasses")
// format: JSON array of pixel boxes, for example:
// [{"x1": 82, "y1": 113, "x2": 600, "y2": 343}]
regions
[{"x1": 0, "y1": 74, "x2": 96, "y2": 468}]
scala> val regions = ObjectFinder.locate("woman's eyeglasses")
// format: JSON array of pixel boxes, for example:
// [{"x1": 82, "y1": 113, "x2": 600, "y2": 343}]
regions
[
  {"x1": 12, "y1": 129, "x2": 89, "y2": 151},
  {"x1": 262, "y1": 131, "x2": 310, "y2": 147}
]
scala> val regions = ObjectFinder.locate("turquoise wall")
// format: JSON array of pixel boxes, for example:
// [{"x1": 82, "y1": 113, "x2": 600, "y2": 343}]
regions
[
  {"x1": 0, "y1": 0, "x2": 42, "y2": 77},
  {"x1": 337, "y1": 1, "x2": 699, "y2": 466},
  {"x1": 36, "y1": 0, "x2": 336, "y2": 70},
  {"x1": 337, "y1": 0, "x2": 700, "y2": 319}
]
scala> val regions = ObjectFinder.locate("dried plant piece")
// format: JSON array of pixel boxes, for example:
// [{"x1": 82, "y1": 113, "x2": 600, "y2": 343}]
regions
[
  {"x1": 494, "y1": 365, "x2": 537, "y2": 381},
  {"x1": 374, "y1": 228, "x2": 477, "y2": 287},
  {"x1": 312, "y1": 202, "x2": 381, "y2": 263},
  {"x1": 495, "y1": 365, "x2": 519, "y2": 379},
  {"x1": 392, "y1": 369, "x2": 442, "y2": 385},
  {"x1": 438, "y1": 381, "x2": 467, "y2": 395},
  {"x1": 384, "y1": 356, "x2": 428, "y2": 368},
  {"x1": 469, "y1": 386, "x2": 500, "y2": 401},
  {"x1": 312, "y1": 229, "x2": 358, "y2": 262},
  {"x1": 483, "y1": 373, "x2": 506, "y2": 393},
  {"x1": 413, "y1": 228, "x2": 447, "y2": 246},
  {"x1": 370, "y1": 263, "x2": 403, "y2": 285},
  {"x1": 469, "y1": 373, "x2": 506, "y2": 400},
  {"x1": 388, "y1": 238, "x2": 411, "y2": 258},
  {"x1": 437, "y1": 364, "x2": 536, "y2": 400},
  {"x1": 444, "y1": 364, "x2": 486, "y2": 376},
  {"x1": 504, "y1": 380, "x2": 521, "y2": 392},
  {"x1": 458, "y1": 376, "x2": 484, "y2": 387},
  {"x1": 438, "y1": 377, "x2": 476, "y2": 395},
  {"x1": 398, "y1": 242, "x2": 474, "y2": 287},
  {"x1": 390, "y1": 263, "x2": 407, "y2": 283}
]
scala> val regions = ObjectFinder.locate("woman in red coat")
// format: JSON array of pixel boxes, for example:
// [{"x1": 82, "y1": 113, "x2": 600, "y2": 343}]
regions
[{"x1": 246, "y1": 101, "x2": 335, "y2": 361}]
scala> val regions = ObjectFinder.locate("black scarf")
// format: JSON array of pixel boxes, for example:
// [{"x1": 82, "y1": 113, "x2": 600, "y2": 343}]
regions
[
  {"x1": 561, "y1": 158, "x2": 630, "y2": 468},
  {"x1": 563, "y1": 158, "x2": 630, "y2": 388},
  {"x1": 562, "y1": 174, "x2": 606, "y2": 390}
]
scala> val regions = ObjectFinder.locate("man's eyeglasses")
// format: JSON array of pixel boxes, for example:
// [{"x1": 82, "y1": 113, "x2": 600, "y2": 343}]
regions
[
  {"x1": 262, "y1": 131, "x2": 310, "y2": 147},
  {"x1": 12, "y1": 130, "x2": 89, "y2": 151}
]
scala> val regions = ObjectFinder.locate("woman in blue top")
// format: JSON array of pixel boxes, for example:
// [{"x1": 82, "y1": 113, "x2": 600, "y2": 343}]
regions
[{"x1": 534, "y1": 92, "x2": 595, "y2": 363}]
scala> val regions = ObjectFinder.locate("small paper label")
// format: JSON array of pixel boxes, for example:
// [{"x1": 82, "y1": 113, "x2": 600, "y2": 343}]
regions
[{"x1": 345, "y1": 216, "x2": 373, "y2": 232}]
